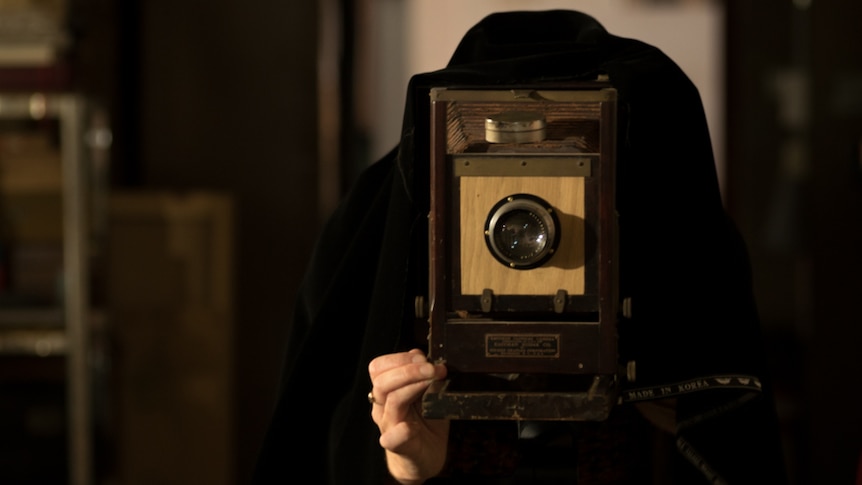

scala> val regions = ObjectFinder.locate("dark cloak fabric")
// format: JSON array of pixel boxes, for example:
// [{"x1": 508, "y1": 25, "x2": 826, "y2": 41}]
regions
[{"x1": 252, "y1": 10, "x2": 788, "y2": 484}]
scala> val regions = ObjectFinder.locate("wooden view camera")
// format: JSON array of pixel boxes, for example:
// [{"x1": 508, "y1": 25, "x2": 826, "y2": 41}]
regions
[{"x1": 422, "y1": 83, "x2": 621, "y2": 421}]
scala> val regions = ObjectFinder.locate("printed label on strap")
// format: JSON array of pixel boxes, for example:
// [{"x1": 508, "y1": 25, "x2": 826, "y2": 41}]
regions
[{"x1": 620, "y1": 375, "x2": 762, "y2": 403}]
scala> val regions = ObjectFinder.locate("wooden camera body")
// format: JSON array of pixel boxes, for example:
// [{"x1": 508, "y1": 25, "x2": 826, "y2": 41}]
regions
[{"x1": 421, "y1": 82, "x2": 621, "y2": 421}]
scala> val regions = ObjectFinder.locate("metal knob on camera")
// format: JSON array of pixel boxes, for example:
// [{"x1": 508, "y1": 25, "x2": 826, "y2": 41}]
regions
[{"x1": 485, "y1": 111, "x2": 547, "y2": 144}]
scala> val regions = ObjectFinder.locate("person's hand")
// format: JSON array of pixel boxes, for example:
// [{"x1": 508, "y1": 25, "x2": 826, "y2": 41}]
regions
[{"x1": 368, "y1": 349, "x2": 449, "y2": 484}]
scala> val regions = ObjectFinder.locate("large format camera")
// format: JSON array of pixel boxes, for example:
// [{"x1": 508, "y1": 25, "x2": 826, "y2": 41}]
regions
[{"x1": 421, "y1": 81, "x2": 624, "y2": 421}]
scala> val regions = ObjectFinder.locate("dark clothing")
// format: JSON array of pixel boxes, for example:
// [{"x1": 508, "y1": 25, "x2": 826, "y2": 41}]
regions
[
  {"x1": 253, "y1": 10, "x2": 788, "y2": 484},
  {"x1": 431, "y1": 407, "x2": 668, "y2": 484}
]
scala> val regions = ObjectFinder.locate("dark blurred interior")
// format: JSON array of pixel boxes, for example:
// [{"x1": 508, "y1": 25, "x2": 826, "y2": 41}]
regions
[{"x1": 0, "y1": 0, "x2": 859, "y2": 484}]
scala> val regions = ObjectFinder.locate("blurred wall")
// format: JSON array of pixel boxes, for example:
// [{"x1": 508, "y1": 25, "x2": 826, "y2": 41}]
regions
[
  {"x1": 125, "y1": 2, "x2": 320, "y2": 482},
  {"x1": 726, "y1": 1, "x2": 862, "y2": 483}
]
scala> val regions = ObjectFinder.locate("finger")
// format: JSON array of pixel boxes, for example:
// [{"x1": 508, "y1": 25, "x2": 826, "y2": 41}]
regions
[
  {"x1": 370, "y1": 361, "x2": 435, "y2": 425},
  {"x1": 372, "y1": 364, "x2": 447, "y2": 429},
  {"x1": 368, "y1": 349, "x2": 426, "y2": 380},
  {"x1": 378, "y1": 419, "x2": 420, "y2": 452},
  {"x1": 372, "y1": 388, "x2": 422, "y2": 428},
  {"x1": 368, "y1": 350, "x2": 429, "y2": 406},
  {"x1": 368, "y1": 350, "x2": 435, "y2": 404},
  {"x1": 371, "y1": 358, "x2": 446, "y2": 405},
  {"x1": 375, "y1": 378, "x2": 433, "y2": 425}
]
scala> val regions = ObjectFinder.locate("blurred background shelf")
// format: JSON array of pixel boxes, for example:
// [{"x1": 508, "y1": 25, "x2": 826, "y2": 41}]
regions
[{"x1": 0, "y1": 91, "x2": 97, "y2": 485}]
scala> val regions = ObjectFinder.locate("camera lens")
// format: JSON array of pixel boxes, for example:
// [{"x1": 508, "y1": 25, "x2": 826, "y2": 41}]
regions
[
  {"x1": 493, "y1": 210, "x2": 547, "y2": 258},
  {"x1": 485, "y1": 194, "x2": 559, "y2": 269}
]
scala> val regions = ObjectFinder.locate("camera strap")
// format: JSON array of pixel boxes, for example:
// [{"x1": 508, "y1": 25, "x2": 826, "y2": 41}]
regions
[{"x1": 619, "y1": 374, "x2": 763, "y2": 404}]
